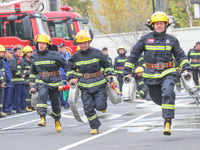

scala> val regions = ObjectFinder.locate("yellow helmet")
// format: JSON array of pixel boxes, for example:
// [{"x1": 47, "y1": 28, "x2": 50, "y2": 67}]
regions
[
  {"x1": 118, "y1": 46, "x2": 125, "y2": 50},
  {"x1": 0, "y1": 45, "x2": 6, "y2": 52},
  {"x1": 150, "y1": 11, "x2": 169, "y2": 25},
  {"x1": 35, "y1": 33, "x2": 51, "y2": 45},
  {"x1": 23, "y1": 46, "x2": 33, "y2": 54},
  {"x1": 76, "y1": 45, "x2": 80, "y2": 51},
  {"x1": 135, "y1": 66, "x2": 144, "y2": 74},
  {"x1": 75, "y1": 30, "x2": 91, "y2": 43}
]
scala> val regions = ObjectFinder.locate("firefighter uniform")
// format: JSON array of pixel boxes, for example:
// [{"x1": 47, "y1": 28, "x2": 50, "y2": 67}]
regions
[
  {"x1": 0, "y1": 45, "x2": 5, "y2": 117},
  {"x1": 20, "y1": 46, "x2": 34, "y2": 111},
  {"x1": 66, "y1": 30, "x2": 113, "y2": 134},
  {"x1": 114, "y1": 46, "x2": 127, "y2": 94},
  {"x1": 29, "y1": 34, "x2": 67, "y2": 132},
  {"x1": 10, "y1": 47, "x2": 26, "y2": 113},
  {"x1": 123, "y1": 11, "x2": 191, "y2": 135},
  {"x1": 187, "y1": 43, "x2": 200, "y2": 89},
  {"x1": 134, "y1": 67, "x2": 150, "y2": 100}
]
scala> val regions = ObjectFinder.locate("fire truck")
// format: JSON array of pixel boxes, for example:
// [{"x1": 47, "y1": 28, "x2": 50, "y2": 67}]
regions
[
  {"x1": 0, "y1": 0, "x2": 49, "y2": 50},
  {"x1": 0, "y1": 0, "x2": 88, "y2": 54},
  {"x1": 44, "y1": 5, "x2": 89, "y2": 55}
]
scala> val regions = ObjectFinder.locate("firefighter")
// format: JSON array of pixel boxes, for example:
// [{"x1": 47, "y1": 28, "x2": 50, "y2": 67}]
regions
[
  {"x1": 10, "y1": 46, "x2": 26, "y2": 113},
  {"x1": 29, "y1": 34, "x2": 68, "y2": 132},
  {"x1": 0, "y1": 45, "x2": 6, "y2": 118},
  {"x1": 66, "y1": 30, "x2": 113, "y2": 134},
  {"x1": 187, "y1": 42, "x2": 200, "y2": 90},
  {"x1": 102, "y1": 47, "x2": 113, "y2": 67},
  {"x1": 123, "y1": 11, "x2": 191, "y2": 136},
  {"x1": 20, "y1": 46, "x2": 35, "y2": 112},
  {"x1": 58, "y1": 43, "x2": 70, "y2": 109},
  {"x1": 134, "y1": 66, "x2": 151, "y2": 100},
  {"x1": 114, "y1": 46, "x2": 127, "y2": 94}
]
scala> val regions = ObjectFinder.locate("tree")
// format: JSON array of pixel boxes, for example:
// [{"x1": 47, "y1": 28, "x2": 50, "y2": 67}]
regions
[
  {"x1": 62, "y1": 0, "x2": 92, "y2": 17},
  {"x1": 167, "y1": 0, "x2": 200, "y2": 27}
]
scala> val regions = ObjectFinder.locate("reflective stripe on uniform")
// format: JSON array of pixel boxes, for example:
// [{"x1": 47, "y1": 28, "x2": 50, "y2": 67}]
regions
[
  {"x1": 15, "y1": 70, "x2": 21, "y2": 75},
  {"x1": 78, "y1": 79, "x2": 106, "y2": 88},
  {"x1": 140, "y1": 90, "x2": 144, "y2": 95},
  {"x1": 117, "y1": 59, "x2": 127, "y2": 63},
  {"x1": 35, "y1": 79, "x2": 62, "y2": 86},
  {"x1": 52, "y1": 111, "x2": 61, "y2": 117},
  {"x1": 0, "y1": 104, "x2": 3, "y2": 107},
  {"x1": 17, "y1": 66, "x2": 22, "y2": 69},
  {"x1": 104, "y1": 67, "x2": 113, "y2": 73},
  {"x1": 29, "y1": 74, "x2": 36, "y2": 78},
  {"x1": 87, "y1": 114, "x2": 97, "y2": 121},
  {"x1": 124, "y1": 62, "x2": 135, "y2": 69},
  {"x1": 142, "y1": 68, "x2": 176, "y2": 78},
  {"x1": 190, "y1": 64, "x2": 200, "y2": 67},
  {"x1": 26, "y1": 98, "x2": 31, "y2": 102},
  {"x1": 34, "y1": 60, "x2": 56, "y2": 65},
  {"x1": 190, "y1": 52, "x2": 200, "y2": 56},
  {"x1": 66, "y1": 70, "x2": 75, "y2": 77},
  {"x1": 180, "y1": 59, "x2": 189, "y2": 68},
  {"x1": 145, "y1": 45, "x2": 172, "y2": 51},
  {"x1": 76, "y1": 58, "x2": 100, "y2": 66},
  {"x1": 25, "y1": 66, "x2": 31, "y2": 69},
  {"x1": 138, "y1": 81, "x2": 144, "y2": 85},
  {"x1": 162, "y1": 104, "x2": 175, "y2": 109},
  {"x1": 1, "y1": 68, "x2": 4, "y2": 71},
  {"x1": 117, "y1": 70, "x2": 123, "y2": 74},
  {"x1": 36, "y1": 103, "x2": 48, "y2": 108},
  {"x1": 12, "y1": 78, "x2": 25, "y2": 82}
]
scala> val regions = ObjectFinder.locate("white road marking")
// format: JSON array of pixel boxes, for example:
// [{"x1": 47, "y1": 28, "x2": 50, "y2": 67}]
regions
[{"x1": 57, "y1": 108, "x2": 160, "y2": 150}]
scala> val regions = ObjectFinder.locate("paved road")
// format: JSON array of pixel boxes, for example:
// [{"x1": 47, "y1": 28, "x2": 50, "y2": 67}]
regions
[{"x1": 1, "y1": 95, "x2": 200, "y2": 150}]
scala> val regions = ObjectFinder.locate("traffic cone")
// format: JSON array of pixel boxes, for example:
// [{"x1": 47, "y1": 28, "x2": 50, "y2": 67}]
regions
[
  {"x1": 90, "y1": 129, "x2": 99, "y2": 134},
  {"x1": 163, "y1": 119, "x2": 171, "y2": 135},
  {"x1": 55, "y1": 120, "x2": 62, "y2": 132},
  {"x1": 38, "y1": 113, "x2": 46, "y2": 126}
]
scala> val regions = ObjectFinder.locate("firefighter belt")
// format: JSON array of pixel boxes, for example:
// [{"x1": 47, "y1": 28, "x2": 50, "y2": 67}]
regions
[
  {"x1": 146, "y1": 61, "x2": 174, "y2": 70},
  {"x1": 39, "y1": 71, "x2": 60, "y2": 77}
]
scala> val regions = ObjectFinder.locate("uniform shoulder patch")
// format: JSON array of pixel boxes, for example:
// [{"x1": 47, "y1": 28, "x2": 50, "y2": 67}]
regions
[
  {"x1": 166, "y1": 39, "x2": 170, "y2": 44},
  {"x1": 147, "y1": 39, "x2": 154, "y2": 44}
]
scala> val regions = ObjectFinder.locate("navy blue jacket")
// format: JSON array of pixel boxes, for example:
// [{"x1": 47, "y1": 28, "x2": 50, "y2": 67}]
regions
[
  {"x1": 66, "y1": 47, "x2": 113, "y2": 93},
  {"x1": 187, "y1": 48, "x2": 200, "y2": 69},
  {"x1": 114, "y1": 54, "x2": 127, "y2": 76},
  {"x1": 3, "y1": 58, "x2": 12, "y2": 87},
  {"x1": 124, "y1": 29, "x2": 191, "y2": 85}
]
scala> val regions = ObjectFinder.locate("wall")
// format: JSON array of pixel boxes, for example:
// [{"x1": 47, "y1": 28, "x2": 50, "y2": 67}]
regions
[{"x1": 90, "y1": 26, "x2": 200, "y2": 62}]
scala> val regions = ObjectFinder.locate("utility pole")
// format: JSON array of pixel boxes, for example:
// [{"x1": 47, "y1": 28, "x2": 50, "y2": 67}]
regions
[
  {"x1": 156, "y1": 0, "x2": 164, "y2": 11},
  {"x1": 152, "y1": 0, "x2": 155, "y2": 13}
]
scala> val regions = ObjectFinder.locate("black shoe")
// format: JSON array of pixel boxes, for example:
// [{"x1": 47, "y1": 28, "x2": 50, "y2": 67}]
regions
[
  {"x1": 64, "y1": 106, "x2": 70, "y2": 109},
  {"x1": 6, "y1": 111, "x2": 12, "y2": 115},
  {"x1": 17, "y1": 110, "x2": 26, "y2": 113},
  {"x1": 0, "y1": 114, "x2": 6, "y2": 118}
]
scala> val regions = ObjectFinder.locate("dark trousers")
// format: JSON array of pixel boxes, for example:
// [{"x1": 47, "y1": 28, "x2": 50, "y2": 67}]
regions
[
  {"x1": 36, "y1": 83, "x2": 61, "y2": 121},
  {"x1": 3, "y1": 87, "x2": 11, "y2": 112},
  {"x1": 81, "y1": 88, "x2": 107, "y2": 129},
  {"x1": 192, "y1": 69, "x2": 200, "y2": 88},
  {"x1": 25, "y1": 85, "x2": 31, "y2": 108},
  {"x1": 117, "y1": 75, "x2": 123, "y2": 94},
  {"x1": 147, "y1": 75, "x2": 176, "y2": 119},
  {"x1": 11, "y1": 84, "x2": 26, "y2": 112},
  {"x1": 0, "y1": 87, "x2": 4, "y2": 112}
]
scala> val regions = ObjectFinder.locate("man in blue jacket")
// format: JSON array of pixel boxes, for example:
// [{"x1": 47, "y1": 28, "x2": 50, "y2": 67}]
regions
[
  {"x1": 58, "y1": 43, "x2": 70, "y2": 109},
  {"x1": 3, "y1": 49, "x2": 13, "y2": 115}
]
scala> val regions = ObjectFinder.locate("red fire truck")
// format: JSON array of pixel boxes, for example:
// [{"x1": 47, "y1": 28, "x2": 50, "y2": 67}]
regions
[
  {"x1": 44, "y1": 5, "x2": 89, "y2": 55},
  {"x1": 0, "y1": 0, "x2": 88, "y2": 54}
]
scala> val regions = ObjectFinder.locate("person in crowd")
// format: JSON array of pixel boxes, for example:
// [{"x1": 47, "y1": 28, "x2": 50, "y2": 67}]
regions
[
  {"x1": 114, "y1": 46, "x2": 127, "y2": 94},
  {"x1": 29, "y1": 34, "x2": 68, "y2": 132},
  {"x1": 10, "y1": 46, "x2": 26, "y2": 113},
  {"x1": 102, "y1": 47, "x2": 113, "y2": 67},
  {"x1": 3, "y1": 49, "x2": 13, "y2": 115},
  {"x1": 0, "y1": 45, "x2": 6, "y2": 118},
  {"x1": 187, "y1": 42, "x2": 200, "y2": 90},
  {"x1": 66, "y1": 30, "x2": 113, "y2": 134},
  {"x1": 20, "y1": 46, "x2": 35, "y2": 112},
  {"x1": 134, "y1": 66, "x2": 151, "y2": 100},
  {"x1": 58, "y1": 43, "x2": 70, "y2": 109},
  {"x1": 123, "y1": 11, "x2": 191, "y2": 136}
]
